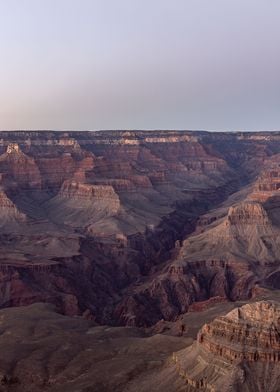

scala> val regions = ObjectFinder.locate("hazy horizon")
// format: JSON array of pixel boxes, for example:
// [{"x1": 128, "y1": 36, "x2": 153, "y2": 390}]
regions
[{"x1": 1, "y1": 0, "x2": 280, "y2": 131}]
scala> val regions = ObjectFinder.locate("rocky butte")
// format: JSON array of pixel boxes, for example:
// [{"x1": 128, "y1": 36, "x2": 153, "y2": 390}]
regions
[{"x1": 173, "y1": 301, "x2": 280, "y2": 392}]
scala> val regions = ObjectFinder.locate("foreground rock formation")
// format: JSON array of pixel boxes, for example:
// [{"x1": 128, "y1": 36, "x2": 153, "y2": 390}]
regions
[
  {"x1": 0, "y1": 299, "x2": 278, "y2": 392},
  {"x1": 0, "y1": 303, "x2": 190, "y2": 392},
  {"x1": 173, "y1": 301, "x2": 280, "y2": 392}
]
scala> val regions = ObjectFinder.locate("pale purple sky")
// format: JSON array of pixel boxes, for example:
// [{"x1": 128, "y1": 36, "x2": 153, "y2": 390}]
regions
[{"x1": 0, "y1": 0, "x2": 280, "y2": 131}]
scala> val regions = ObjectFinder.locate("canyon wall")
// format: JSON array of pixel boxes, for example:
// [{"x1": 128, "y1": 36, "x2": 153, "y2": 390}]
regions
[
  {"x1": 0, "y1": 131, "x2": 279, "y2": 324},
  {"x1": 173, "y1": 301, "x2": 280, "y2": 391}
]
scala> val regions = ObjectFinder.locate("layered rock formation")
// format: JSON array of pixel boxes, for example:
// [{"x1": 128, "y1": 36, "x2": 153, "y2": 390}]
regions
[
  {"x1": 0, "y1": 143, "x2": 41, "y2": 189},
  {"x1": 45, "y1": 180, "x2": 121, "y2": 234},
  {"x1": 0, "y1": 189, "x2": 26, "y2": 223},
  {"x1": 114, "y1": 197, "x2": 280, "y2": 326},
  {"x1": 173, "y1": 301, "x2": 280, "y2": 391},
  {"x1": 227, "y1": 201, "x2": 270, "y2": 225},
  {"x1": 58, "y1": 180, "x2": 120, "y2": 205}
]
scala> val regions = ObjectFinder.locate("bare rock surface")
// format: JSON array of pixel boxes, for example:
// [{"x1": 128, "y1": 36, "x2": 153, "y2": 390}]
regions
[
  {"x1": 173, "y1": 300, "x2": 280, "y2": 392},
  {"x1": 0, "y1": 303, "x2": 190, "y2": 392}
]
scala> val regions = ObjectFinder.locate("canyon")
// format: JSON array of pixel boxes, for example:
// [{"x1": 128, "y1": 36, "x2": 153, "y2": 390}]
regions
[{"x1": 0, "y1": 130, "x2": 279, "y2": 391}]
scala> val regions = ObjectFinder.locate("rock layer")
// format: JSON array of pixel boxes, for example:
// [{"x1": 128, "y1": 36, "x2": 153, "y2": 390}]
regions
[
  {"x1": 198, "y1": 301, "x2": 280, "y2": 363},
  {"x1": 227, "y1": 202, "x2": 270, "y2": 225},
  {"x1": 173, "y1": 301, "x2": 280, "y2": 391}
]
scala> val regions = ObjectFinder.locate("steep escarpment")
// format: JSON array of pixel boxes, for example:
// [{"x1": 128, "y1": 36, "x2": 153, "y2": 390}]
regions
[
  {"x1": 0, "y1": 143, "x2": 41, "y2": 189},
  {"x1": 45, "y1": 180, "x2": 121, "y2": 231},
  {"x1": 36, "y1": 153, "x2": 94, "y2": 190},
  {"x1": 182, "y1": 200, "x2": 276, "y2": 262},
  {"x1": 227, "y1": 201, "x2": 270, "y2": 225},
  {"x1": 198, "y1": 301, "x2": 280, "y2": 362},
  {"x1": 114, "y1": 258, "x2": 231, "y2": 326},
  {"x1": 173, "y1": 301, "x2": 280, "y2": 391},
  {"x1": 114, "y1": 198, "x2": 279, "y2": 326},
  {"x1": 0, "y1": 189, "x2": 26, "y2": 224}
]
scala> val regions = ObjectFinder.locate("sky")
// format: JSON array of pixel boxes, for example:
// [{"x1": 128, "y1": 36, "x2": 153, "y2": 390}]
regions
[{"x1": 0, "y1": 0, "x2": 280, "y2": 131}]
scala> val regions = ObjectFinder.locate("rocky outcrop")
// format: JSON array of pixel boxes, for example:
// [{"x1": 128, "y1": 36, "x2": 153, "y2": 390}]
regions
[
  {"x1": 36, "y1": 154, "x2": 94, "y2": 190},
  {"x1": 173, "y1": 301, "x2": 280, "y2": 391},
  {"x1": 44, "y1": 180, "x2": 121, "y2": 231},
  {"x1": 256, "y1": 169, "x2": 280, "y2": 192},
  {"x1": 113, "y1": 257, "x2": 257, "y2": 327},
  {"x1": 0, "y1": 143, "x2": 41, "y2": 189},
  {"x1": 178, "y1": 199, "x2": 280, "y2": 265},
  {"x1": 227, "y1": 202, "x2": 270, "y2": 225},
  {"x1": 6, "y1": 143, "x2": 20, "y2": 154},
  {"x1": 198, "y1": 301, "x2": 280, "y2": 363},
  {"x1": 59, "y1": 180, "x2": 120, "y2": 205},
  {"x1": 248, "y1": 154, "x2": 280, "y2": 202},
  {"x1": 0, "y1": 190, "x2": 26, "y2": 223}
]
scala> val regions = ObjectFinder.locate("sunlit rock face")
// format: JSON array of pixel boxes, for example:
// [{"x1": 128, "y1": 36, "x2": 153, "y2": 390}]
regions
[
  {"x1": 0, "y1": 143, "x2": 42, "y2": 189},
  {"x1": 198, "y1": 301, "x2": 280, "y2": 363},
  {"x1": 6, "y1": 143, "x2": 20, "y2": 154},
  {"x1": 173, "y1": 301, "x2": 280, "y2": 392},
  {"x1": 227, "y1": 202, "x2": 270, "y2": 225}
]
